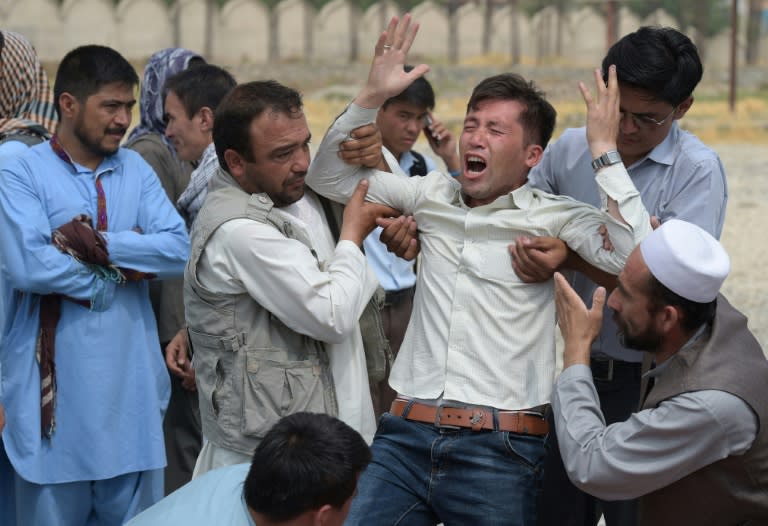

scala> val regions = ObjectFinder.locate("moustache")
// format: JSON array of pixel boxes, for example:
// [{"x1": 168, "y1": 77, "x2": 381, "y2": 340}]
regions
[{"x1": 285, "y1": 173, "x2": 307, "y2": 186}]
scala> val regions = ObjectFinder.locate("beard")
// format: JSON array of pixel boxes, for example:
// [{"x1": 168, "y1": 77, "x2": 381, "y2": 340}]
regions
[
  {"x1": 73, "y1": 116, "x2": 125, "y2": 159},
  {"x1": 270, "y1": 173, "x2": 307, "y2": 208},
  {"x1": 614, "y1": 314, "x2": 663, "y2": 352}
]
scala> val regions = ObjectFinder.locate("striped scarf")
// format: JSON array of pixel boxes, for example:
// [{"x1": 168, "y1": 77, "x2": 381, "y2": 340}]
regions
[{"x1": 0, "y1": 31, "x2": 57, "y2": 139}]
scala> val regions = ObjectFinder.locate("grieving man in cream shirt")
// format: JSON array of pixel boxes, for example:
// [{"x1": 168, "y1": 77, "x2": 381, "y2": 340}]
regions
[{"x1": 306, "y1": 15, "x2": 652, "y2": 526}]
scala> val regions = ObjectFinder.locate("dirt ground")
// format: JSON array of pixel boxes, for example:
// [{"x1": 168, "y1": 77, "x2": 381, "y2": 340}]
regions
[{"x1": 716, "y1": 143, "x2": 768, "y2": 352}]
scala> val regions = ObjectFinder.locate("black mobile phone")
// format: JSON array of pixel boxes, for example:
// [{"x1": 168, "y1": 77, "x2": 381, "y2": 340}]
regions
[{"x1": 424, "y1": 115, "x2": 440, "y2": 146}]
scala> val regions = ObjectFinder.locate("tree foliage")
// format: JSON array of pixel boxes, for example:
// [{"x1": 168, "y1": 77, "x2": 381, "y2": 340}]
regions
[{"x1": 625, "y1": 0, "x2": 729, "y2": 38}]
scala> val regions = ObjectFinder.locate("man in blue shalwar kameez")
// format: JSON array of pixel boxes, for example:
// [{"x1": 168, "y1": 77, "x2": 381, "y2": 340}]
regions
[{"x1": 0, "y1": 44, "x2": 189, "y2": 525}]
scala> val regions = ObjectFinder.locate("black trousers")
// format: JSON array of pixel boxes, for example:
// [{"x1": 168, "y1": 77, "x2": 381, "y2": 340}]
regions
[
  {"x1": 538, "y1": 359, "x2": 642, "y2": 526},
  {"x1": 160, "y1": 344, "x2": 202, "y2": 495}
]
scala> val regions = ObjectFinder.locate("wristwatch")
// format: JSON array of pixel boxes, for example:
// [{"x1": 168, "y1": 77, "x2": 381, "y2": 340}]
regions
[{"x1": 591, "y1": 150, "x2": 622, "y2": 172}]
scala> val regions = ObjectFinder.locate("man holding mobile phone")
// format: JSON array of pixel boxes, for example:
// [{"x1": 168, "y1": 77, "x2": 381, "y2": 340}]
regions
[{"x1": 366, "y1": 66, "x2": 460, "y2": 418}]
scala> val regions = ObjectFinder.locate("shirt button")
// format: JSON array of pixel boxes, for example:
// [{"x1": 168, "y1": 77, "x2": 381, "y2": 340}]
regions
[{"x1": 257, "y1": 195, "x2": 269, "y2": 204}]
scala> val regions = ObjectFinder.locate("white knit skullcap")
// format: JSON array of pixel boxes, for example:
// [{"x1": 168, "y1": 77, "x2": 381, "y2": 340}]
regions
[{"x1": 639, "y1": 219, "x2": 730, "y2": 303}]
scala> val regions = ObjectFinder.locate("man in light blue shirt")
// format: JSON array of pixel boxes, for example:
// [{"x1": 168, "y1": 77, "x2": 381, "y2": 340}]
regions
[
  {"x1": 514, "y1": 27, "x2": 728, "y2": 526},
  {"x1": 365, "y1": 67, "x2": 461, "y2": 417},
  {"x1": 127, "y1": 412, "x2": 372, "y2": 526},
  {"x1": 0, "y1": 45, "x2": 189, "y2": 525}
]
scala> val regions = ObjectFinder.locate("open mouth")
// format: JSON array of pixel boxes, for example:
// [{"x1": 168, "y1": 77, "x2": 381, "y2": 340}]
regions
[{"x1": 465, "y1": 155, "x2": 486, "y2": 175}]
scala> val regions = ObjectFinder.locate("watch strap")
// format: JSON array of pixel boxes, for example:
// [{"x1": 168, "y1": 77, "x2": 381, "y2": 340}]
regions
[{"x1": 591, "y1": 150, "x2": 622, "y2": 172}]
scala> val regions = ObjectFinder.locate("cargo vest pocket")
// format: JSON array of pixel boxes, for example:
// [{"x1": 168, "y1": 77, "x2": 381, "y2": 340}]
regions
[{"x1": 241, "y1": 349, "x2": 328, "y2": 437}]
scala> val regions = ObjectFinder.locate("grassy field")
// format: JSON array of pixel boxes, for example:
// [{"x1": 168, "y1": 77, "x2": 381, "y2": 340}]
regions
[
  {"x1": 300, "y1": 85, "x2": 768, "y2": 149},
  {"x1": 218, "y1": 59, "x2": 767, "y2": 147},
  {"x1": 41, "y1": 56, "x2": 760, "y2": 148}
]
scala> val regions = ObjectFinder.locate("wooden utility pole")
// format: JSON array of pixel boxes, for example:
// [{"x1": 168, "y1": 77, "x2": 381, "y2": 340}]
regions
[{"x1": 729, "y1": 0, "x2": 738, "y2": 112}]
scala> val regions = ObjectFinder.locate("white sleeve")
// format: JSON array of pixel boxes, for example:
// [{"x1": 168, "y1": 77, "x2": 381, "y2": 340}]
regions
[{"x1": 200, "y1": 219, "x2": 379, "y2": 344}]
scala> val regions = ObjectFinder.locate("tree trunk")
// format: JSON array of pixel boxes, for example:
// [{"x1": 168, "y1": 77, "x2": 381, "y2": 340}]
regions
[
  {"x1": 555, "y1": 1, "x2": 563, "y2": 56},
  {"x1": 348, "y1": 4, "x2": 360, "y2": 63},
  {"x1": 605, "y1": 0, "x2": 618, "y2": 50},
  {"x1": 745, "y1": 0, "x2": 761, "y2": 64},
  {"x1": 448, "y1": 0, "x2": 460, "y2": 64},
  {"x1": 203, "y1": 0, "x2": 214, "y2": 58},
  {"x1": 269, "y1": 7, "x2": 279, "y2": 62},
  {"x1": 304, "y1": 4, "x2": 315, "y2": 61},
  {"x1": 172, "y1": 0, "x2": 182, "y2": 48},
  {"x1": 482, "y1": 0, "x2": 493, "y2": 55},
  {"x1": 508, "y1": 0, "x2": 519, "y2": 64}
]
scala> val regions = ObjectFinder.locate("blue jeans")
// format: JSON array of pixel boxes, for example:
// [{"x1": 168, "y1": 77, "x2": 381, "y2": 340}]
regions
[{"x1": 345, "y1": 412, "x2": 545, "y2": 525}]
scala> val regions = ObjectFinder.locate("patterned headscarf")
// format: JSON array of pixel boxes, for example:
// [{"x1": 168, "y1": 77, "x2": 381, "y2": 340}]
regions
[
  {"x1": 128, "y1": 47, "x2": 204, "y2": 150},
  {"x1": 0, "y1": 31, "x2": 57, "y2": 139}
]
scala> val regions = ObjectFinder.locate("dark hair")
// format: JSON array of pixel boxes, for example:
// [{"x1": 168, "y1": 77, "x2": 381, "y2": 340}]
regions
[
  {"x1": 53, "y1": 45, "x2": 139, "y2": 117},
  {"x1": 213, "y1": 80, "x2": 303, "y2": 173},
  {"x1": 163, "y1": 64, "x2": 236, "y2": 119},
  {"x1": 243, "y1": 412, "x2": 371, "y2": 522},
  {"x1": 602, "y1": 26, "x2": 703, "y2": 106},
  {"x1": 466, "y1": 73, "x2": 556, "y2": 149},
  {"x1": 382, "y1": 65, "x2": 435, "y2": 111},
  {"x1": 646, "y1": 273, "x2": 717, "y2": 333}
]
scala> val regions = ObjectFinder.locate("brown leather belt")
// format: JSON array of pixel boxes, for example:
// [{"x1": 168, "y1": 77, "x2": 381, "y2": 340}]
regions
[{"x1": 390, "y1": 399, "x2": 549, "y2": 436}]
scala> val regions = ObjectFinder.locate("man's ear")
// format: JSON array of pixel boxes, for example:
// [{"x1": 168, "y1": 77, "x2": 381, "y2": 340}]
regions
[
  {"x1": 313, "y1": 504, "x2": 335, "y2": 525},
  {"x1": 223, "y1": 149, "x2": 243, "y2": 178},
  {"x1": 58, "y1": 92, "x2": 79, "y2": 119},
  {"x1": 525, "y1": 143, "x2": 544, "y2": 168},
  {"x1": 674, "y1": 96, "x2": 694, "y2": 120},
  {"x1": 655, "y1": 304, "x2": 681, "y2": 336},
  {"x1": 198, "y1": 106, "x2": 215, "y2": 132}
]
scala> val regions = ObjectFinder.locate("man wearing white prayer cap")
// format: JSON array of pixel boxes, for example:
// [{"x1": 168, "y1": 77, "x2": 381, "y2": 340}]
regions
[{"x1": 550, "y1": 219, "x2": 768, "y2": 526}]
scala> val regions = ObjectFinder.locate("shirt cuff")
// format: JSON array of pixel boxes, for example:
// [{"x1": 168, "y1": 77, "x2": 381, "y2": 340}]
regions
[
  {"x1": 594, "y1": 162, "x2": 638, "y2": 202},
  {"x1": 90, "y1": 278, "x2": 117, "y2": 312},
  {"x1": 336, "y1": 239, "x2": 365, "y2": 258},
  {"x1": 558, "y1": 363, "x2": 593, "y2": 384}
]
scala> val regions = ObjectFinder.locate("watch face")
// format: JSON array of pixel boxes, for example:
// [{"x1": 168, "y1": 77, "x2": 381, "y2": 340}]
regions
[
  {"x1": 605, "y1": 151, "x2": 622, "y2": 164},
  {"x1": 591, "y1": 150, "x2": 621, "y2": 172}
]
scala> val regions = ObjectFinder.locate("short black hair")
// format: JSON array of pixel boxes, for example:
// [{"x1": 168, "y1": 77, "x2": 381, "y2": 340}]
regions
[
  {"x1": 213, "y1": 80, "x2": 303, "y2": 173},
  {"x1": 53, "y1": 45, "x2": 139, "y2": 117},
  {"x1": 243, "y1": 412, "x2": 371, "y2": 522},
  {"x1": 646, "y1": 273, "x2": 717, "y2": 333},
  {"x1": 382, "y1": 65, "x2": 435, "y2": 111},
  {"x1": 602, "y1": 26, "x2": 703, "y2": 106},
  {"x1": 466, "y1": 73, "x2": 557, "y2": 149},
  {"x1": 163, "y1": 64, "x2": 236, "y2": 119}
]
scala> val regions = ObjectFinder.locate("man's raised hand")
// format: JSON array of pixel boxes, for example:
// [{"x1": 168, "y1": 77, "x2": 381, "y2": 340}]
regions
[{"x1": 355, "y1": 14, "x2": 430, "y2": 109}]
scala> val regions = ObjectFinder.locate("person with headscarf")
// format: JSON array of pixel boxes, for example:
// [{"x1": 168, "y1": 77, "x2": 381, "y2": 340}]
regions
[
  {"x1": 0, "y1": 30, "x2": 57, "y2": 149},
  {"x1": 125, "y1": 47, "x2": 206, "y2": 495},
  {"x1": 0, "y1": 30, "x2": 59, "y2": 526}
]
